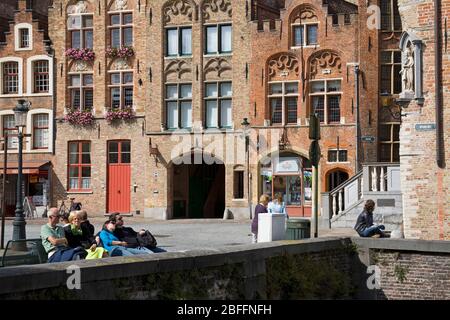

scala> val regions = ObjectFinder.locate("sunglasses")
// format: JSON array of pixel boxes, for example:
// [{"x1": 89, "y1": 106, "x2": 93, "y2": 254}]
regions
[{"x1": 49, "y1": 215, "x2": 61, "y2": 218}]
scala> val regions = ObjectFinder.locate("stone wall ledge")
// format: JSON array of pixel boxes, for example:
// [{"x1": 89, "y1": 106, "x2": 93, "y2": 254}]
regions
[
  {"x1": 352, "y1": 237, "x2": 450, "y2": 254},
  {"x1": 1, "y1": 237, "x2": 449, "y2": 297},
  {"x1": 0, "y1": 237, "x2": 350, "y2": 295}
]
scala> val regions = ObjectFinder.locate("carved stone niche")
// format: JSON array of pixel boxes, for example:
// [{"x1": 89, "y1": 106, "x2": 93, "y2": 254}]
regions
[
  {"x1": 112, "y1": 58, "x2": 131, "y2": 70},
  {"x1": 267, "y1": 54, "x2": 299, "y2": 81},
  {"x1": 399, "y1": 31, "x2": 423, "y2": 103},
  {"x1": 67, "y1": 1, "x2": 89, "y2": 14},
  {"x1": 165, "y1": 59, "x2": 193, "y2": 82},
  {"x1": 202, "y1": 0, "x2": 232, "y2": 21},
  {"x1": 309, "y1": 50, "x2": 341, "y2": 79},
  {"x1": 204, "y1": 57, "x2": 232, "y2": 80},
  {"x1": 69, "y1": 60, "x2": 93, "y2": 72},
  {"x1": 163, "y1": 0, "x2": 196, "y2": 25},
  {"x1": 114, "y1": 0, "x2": 128, "y2": 11}
]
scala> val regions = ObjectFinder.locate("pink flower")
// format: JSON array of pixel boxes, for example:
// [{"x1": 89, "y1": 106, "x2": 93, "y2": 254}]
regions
[
  {"x1": 105, "y1": 46, "x2": 134, "y2": 58},
  {"x1": 65, "y1": 48, "x2": 95, "y2": 61},
  {"x1": 64, "y1": 107, "x2": 95, "y2": 126}
]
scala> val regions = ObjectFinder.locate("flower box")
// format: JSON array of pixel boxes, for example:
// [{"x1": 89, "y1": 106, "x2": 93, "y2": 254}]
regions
[
  {"x1": 105, "y1": 106, "x2": 135, "y2": 123},
  {"x1": 106, "y1": 46, "x2": 135, "y2": 59},
  {"x1": 64, "y1": 108, "x2": 95, "y2": 126},
  {"x1": 65, "y1": 48, "x2": 95, "y2": 61}
]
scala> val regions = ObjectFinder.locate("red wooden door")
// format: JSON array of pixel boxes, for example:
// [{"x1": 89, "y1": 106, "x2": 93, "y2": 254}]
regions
[{"x1": 107, "y1": 141, "x2": 131, "y2": 213}]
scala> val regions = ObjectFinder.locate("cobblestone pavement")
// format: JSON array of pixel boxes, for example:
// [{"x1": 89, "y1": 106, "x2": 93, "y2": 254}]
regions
[{"x1": 0, "y1": 216, "x2": 356, "y2": 252}]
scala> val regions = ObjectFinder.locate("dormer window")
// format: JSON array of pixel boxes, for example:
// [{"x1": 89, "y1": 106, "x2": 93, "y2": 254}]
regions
[
  {"x1": 19, "y1": 28, "x2": 30, "y2": 48},
  {"x1": 14, "y1": 23, "x2": 32, "y2": 51}
]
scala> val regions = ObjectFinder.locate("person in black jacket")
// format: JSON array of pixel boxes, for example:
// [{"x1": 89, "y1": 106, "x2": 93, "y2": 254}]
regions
[
  {"x1": 354, "y1": 200, "x2": 386, "y2": 237},
  {"x1": 79, "y1": 210, "x2": 95, "y2": 239},
  {"x1": 64, "y1": 211, "x2": 107, "y2": 259},
  {"x1": 109, "y1": 213, "x2": 166, "y2": 253}
]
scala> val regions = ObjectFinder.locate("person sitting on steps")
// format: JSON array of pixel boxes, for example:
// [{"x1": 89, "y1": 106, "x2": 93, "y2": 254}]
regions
[{"x1": 354, "y1": 199, "x2": 387, "y2": 238}]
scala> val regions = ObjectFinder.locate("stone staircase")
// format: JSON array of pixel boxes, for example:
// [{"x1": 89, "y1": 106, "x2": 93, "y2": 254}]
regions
[{"x1": 321, "y1": 163, "x2": 403, "y2": 232}]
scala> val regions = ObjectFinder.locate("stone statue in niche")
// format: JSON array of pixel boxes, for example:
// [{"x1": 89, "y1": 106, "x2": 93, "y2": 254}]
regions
[
  {"x1": 115, "y1": 0, "x2": 128, "y2": 11},
  {"x1": 400, "y1": 44, "x2": 414, "y2": 92}
]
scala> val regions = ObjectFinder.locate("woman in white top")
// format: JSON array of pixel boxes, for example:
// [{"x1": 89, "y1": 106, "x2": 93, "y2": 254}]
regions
[{"x1": 268, "y1": 193, "x2": 287, "y2": 215}]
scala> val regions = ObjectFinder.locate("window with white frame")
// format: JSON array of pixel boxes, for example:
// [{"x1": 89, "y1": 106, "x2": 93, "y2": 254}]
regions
[
  {"x1": 165, "y1": 83, "x2": 192, "y2": 129},
  {"x1": 14, "y1": 23, "x2": 32, "y2": 51},
  {"x1": 204, "y1": 81, "x2": 232, "y2": 128},
  {"x1": 33, "y1": 114, "x2": 49, "y2": 149},
  {"x1": 166, "y1": 27, "x2": 192, "y2": 57},
  {"x1": 2, "y1": 62, "x2": 19, "y2": 94},
  {"x1": 19, "y1": 28, "x2": 30, "y2": 48},
  {"x1": 292, "y1": 23, "x2": 318, "y2": 47},
  {"x1": 68, "y1": 14, "x2": 93, "y2": 49},
  {"x1": 205, "y1": 24, "x2": 232, "y2": 55},
  {"x1": 327, "y1": 149, "x2": 348, "y2": 162},
  {"x1": 109, "y1": 72, "x2": 133, "y2": 109},
  {"x1": 381, "y1": 0, "x2": 402, "y2": 31},
  {"x1": 380, "y1": 50, "x2": 402, "y2": 94},
  {"x1": 2, "y1": 115, "x2": 18, "y2": 149},
  {"x1": 69, "y1": 73, "x2": 93, "y2": 111},
  {"x1": 268, "y1": 81, "x2": 299, "y2": 125},
  {"x1": 33, "y1": 60, "x2": 49, "y2": 93},
  {"x1": 379, "y1": 122, "x2": 400, "y2": 162},
  {"x1": 109, "y1": 12, "x2": 133, "y2": 48},
  {"x1": 310, "y1": 79, "x2": 342, "y2": 123}
]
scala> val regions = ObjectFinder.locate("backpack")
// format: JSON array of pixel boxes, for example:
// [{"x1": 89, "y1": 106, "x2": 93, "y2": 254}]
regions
[{"x1": 136, "y1": 230, "x2": 157, "y2": 248}]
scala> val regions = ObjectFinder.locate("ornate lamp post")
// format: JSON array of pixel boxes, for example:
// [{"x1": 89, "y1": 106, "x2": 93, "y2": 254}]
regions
[
  {"x1": 12, "y1": 99, "x2": 30, "y2": 244},
  {"x1": 380, "y1": 92, "x2": 403, "y2": 120},
  {"x1": 241, "y1": 118, "x2": 252, "y2": 219}
]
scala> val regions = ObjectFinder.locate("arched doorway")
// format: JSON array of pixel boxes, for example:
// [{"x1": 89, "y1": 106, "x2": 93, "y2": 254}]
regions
[
  {"x1": 259, "y1": 152, "x2": 312, "y2": 217},
  {"x1": 326, "y1": 169, "x2": 349, "y2": 191},
  {"x1": 171, "y1": 152, "x2": 225, "y2": 219}
]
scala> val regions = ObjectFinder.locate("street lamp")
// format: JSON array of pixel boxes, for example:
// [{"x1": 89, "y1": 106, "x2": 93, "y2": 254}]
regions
[
  {"x1": 380, "y1": 92, "x2": 403, "y2": 120},
  {"x1": 241, "y1": 118, "x2": 252, "y2": 219},
  {"x1": 12, "y1": 99, "x2": 30, "y2": 244}
]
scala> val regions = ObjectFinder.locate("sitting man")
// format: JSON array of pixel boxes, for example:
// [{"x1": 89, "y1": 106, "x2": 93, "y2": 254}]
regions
[
  {"x1": 109, "y1": 213, "x2": 166, "y2": 253},
  {"x1": 40, "y1": 208, "x2": 87, "y2": 263},
  {"x1": 354, "y1": 200, "x2": 387, "y2": 238}
]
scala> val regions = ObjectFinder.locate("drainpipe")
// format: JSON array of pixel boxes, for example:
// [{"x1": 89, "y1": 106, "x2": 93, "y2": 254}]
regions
[
  {"x1": 434, "y1": 0, "x2": 445, "y2": 169},
  {"x1": 354, "y1": 65, "x2": 360, "y2": 172}
]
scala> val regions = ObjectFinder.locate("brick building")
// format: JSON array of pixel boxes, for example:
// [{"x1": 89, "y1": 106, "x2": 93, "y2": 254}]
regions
[
  {"x1": 396, "y1": 0, "x2": 449, "y2": 240},
  {"x1": 247, "y1": 0, "x2": 383, "y2": 218},
  {"x1": 46, "y1": 0, "x2": 408, "y2": 220},
  {"x1": 0, "y1": 0, "x2": 54, "y2": 217},
  {"x1": 49, "y1": 0, "x2": 251, "y2": 219}
]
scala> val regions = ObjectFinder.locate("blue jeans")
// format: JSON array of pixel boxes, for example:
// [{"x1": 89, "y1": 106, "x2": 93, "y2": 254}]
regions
[
  {"x1": 148, "y1": 247, "x2": 167, "y2": 253},
  {"x1": 361, "y1": 225, "x2": 385, "y2": 237},
  {"x1": 110, "y1": 246, "x2": 153, "y2": 256}
]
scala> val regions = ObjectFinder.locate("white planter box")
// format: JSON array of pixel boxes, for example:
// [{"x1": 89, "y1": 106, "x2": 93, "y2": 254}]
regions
[{"x1": 258, "y1": 213, "x2": 287, "y2": 243}]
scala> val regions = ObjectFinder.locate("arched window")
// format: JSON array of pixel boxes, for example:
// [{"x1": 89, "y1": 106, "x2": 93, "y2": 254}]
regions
[
  {"x1": 326, "y1": 169, "x2": 349, "y2": 191},
  {"x1": 27, "y1": 55, "x2": 53, "y2": 95},
  {"x1": 267, "y1": 53, "x2": 300, "y2": 126},
  {"x1": 0, "y1": 57, "x2": 23, "y2": 96},
  {"x1": 290, "y1": 5, "x2": 318, "y2": 48},
  {"x1": 308, "y1": 50, "x2": 343, "y2": 123}
]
